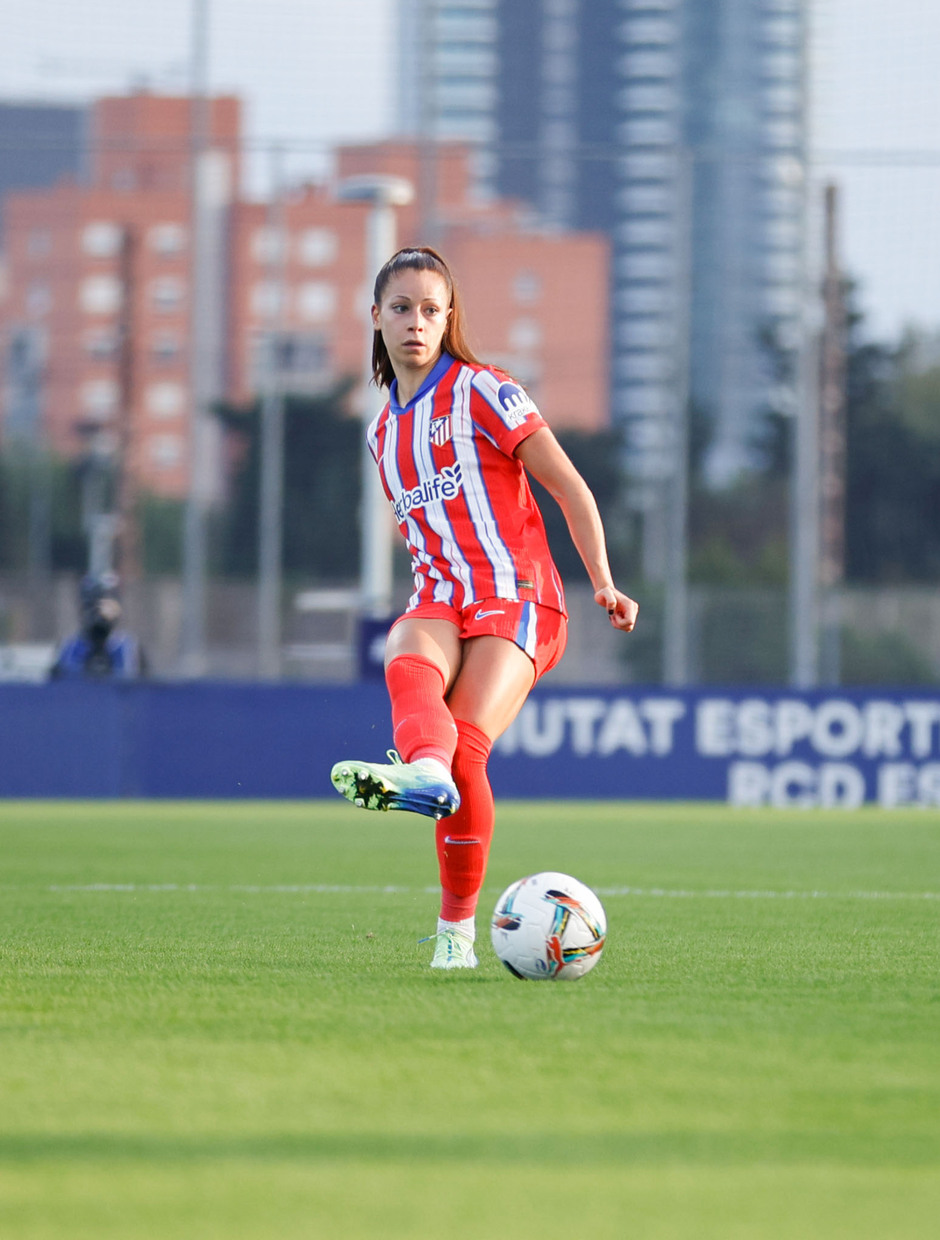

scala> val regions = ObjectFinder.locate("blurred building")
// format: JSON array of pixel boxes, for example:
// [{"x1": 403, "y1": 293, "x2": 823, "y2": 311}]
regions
[
  {"x1": 0, "y1": 102, "x2": 89, "y2": 236},
  {"x1": 397, "y1": 0, "x2": 808, "y2": 492},
  {"x1": 0, "y1": 93, "x2": 240, "y2": 498},
  {"x1": 230, "y1": 140, "x2": 610, "y2": 431},
  {"x1": 0, "y1": 102, "x2": 92, "y2": 446},
  {"x1": 1, "y1": 92, "x2": 609, "y2": 504}
]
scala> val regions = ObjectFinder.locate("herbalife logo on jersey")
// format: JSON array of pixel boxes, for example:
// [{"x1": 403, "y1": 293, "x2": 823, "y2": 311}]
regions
[{"x1": 392, "y1": 463, "x2": 463, "y2": 522}]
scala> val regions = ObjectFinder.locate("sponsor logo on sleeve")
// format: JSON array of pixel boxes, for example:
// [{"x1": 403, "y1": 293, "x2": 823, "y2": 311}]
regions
[{"x1": 496, "y1": 382, "x2": 536, "y2": 428}]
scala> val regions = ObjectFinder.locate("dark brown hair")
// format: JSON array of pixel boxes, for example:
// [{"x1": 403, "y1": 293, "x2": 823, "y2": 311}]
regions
[{"x1": 371, "y1": 246, "x2": 481, "y2": 388}]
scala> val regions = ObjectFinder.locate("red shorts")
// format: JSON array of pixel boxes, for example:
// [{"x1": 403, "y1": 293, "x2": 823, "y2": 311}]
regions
[{"x1": 392, "y1": 597, "x2": 567, "y2": 682}]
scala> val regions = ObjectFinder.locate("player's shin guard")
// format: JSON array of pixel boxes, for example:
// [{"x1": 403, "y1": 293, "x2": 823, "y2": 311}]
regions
[
  {"x1": 386, "y1": 654, "x2": 458, "y2": 770},
  {"x1": 436, "y1": 719, "x2": 494, "y2": 921}
]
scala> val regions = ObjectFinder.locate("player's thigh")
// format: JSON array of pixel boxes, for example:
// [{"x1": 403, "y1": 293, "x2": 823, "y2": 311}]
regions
[
  {"x1": 384, "y1": 616, "x2": 463, "y2": 691},
  {"x1": 445, "y1": 635, "x2": 536, "y2": 741}
]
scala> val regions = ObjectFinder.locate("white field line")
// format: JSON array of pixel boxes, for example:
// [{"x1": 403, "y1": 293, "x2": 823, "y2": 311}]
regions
[
  {"x1": 42, "y1": 883, "x2": 940, "y2": 901},
  {"x1": 46, "y1": 883, "x2": 428, "y2": 894}
]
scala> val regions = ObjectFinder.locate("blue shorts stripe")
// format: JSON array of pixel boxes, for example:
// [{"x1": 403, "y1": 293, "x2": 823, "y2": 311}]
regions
[{"x1": 515, "y1": 602, "x2": 537, "y2": 658}]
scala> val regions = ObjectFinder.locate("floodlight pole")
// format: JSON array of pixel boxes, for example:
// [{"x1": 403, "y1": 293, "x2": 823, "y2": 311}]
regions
[
  {"x1": 662, "y1": 148, "x2": 693, "y2": 685},
  {"x1": 336, "y1": 176, "x2": 415, "y2": 619},
  {"x1": 788, "y1": 10, "x2": 820, "y2": 688},
  {"x1": 789, "y1": 178, "x2": 823, "y2": 687},
  {"x1": 257, "y1": 143, "x2": 288, "y2": 678},
  {"x1": 181, "y1": 0, "x2": 211, "y2": 675}
]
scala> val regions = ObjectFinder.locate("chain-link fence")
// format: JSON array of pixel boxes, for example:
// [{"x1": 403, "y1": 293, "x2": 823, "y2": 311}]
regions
[{"x1": 1, "y1": 1, "x2": 938, "y2": 684}]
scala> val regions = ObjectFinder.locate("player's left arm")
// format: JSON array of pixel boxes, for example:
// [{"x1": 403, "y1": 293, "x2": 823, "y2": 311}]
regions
[{"x1": 515, "y1": 427, "x2": 639, "y2": 632}]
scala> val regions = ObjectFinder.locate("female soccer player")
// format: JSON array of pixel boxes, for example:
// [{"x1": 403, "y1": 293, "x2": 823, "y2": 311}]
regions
[{"x1": 331, "y1": 246, "x2": 638, "y2": 969}]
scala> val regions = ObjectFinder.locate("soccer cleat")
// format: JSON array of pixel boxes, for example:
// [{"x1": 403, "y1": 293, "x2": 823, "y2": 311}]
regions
[
  {"x1": 330, "y1": 751, "x2": 460, "y2": 820},
  {"x1": 426, "y1": 928, "x2": 479, "y2": 970}
]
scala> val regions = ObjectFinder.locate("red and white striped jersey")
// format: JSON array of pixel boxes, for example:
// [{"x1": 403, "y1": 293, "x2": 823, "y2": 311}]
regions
[{"x1": 367, "y1": 352, "x2": 566, "y2": 615}]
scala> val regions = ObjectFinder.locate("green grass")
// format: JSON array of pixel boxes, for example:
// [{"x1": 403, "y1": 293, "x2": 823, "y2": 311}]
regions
[{"x1": 0, "y1": 800, "x2": 938, "y2": 1240}]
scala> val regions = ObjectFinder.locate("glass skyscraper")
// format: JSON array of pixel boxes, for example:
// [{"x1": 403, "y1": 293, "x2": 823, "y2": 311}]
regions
[{"x1": 398, "y1": 0, "x2": 807, "y2": 490}]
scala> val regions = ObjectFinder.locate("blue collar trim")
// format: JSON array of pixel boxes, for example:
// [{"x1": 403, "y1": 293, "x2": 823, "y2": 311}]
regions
[{"x1": 389, "y1": 351, "x2": 454, "y2": 413}]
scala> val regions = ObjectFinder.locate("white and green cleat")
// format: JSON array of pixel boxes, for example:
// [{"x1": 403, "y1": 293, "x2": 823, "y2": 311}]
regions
[
  {"x1": 330, "y1": 751, "x2": 460, "y2": 821},
  {"x1": 426, "y1": 928, "x2": 479, "y2": 970}
]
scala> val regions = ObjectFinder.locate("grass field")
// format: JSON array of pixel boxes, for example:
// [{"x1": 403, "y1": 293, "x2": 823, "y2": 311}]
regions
[{"x1": 1, "y1": 800, "x2": 937, "y2": 1239}]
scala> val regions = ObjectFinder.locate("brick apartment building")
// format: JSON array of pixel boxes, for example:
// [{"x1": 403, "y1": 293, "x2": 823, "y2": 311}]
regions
[{"x1": 1, "y1": 93, "x2": 610, "y2": 504}]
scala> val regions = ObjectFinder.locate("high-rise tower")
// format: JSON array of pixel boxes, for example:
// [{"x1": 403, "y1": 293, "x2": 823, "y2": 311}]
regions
[{"x1": 398, "y1": 0, "x2": 808, "y2": 496}]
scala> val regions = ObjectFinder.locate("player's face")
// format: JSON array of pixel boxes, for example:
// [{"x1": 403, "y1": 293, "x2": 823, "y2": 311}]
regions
[{"x1": 372, "y1": 269, "x2": 452, "y2": 381}]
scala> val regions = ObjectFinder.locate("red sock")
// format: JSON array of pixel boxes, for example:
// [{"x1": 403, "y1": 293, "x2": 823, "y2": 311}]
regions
[
  {"x1": 385, "y1": 654, "x2": 458, "y2": 768},
  {"x1": 436, "y1": 719, "x2": 494, "y2": 921}
]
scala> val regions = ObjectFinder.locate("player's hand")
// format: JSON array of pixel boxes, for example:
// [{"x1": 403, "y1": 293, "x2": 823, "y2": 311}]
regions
[{"x1": 595, "y1": 586, "x2": 639, "y2": 632}]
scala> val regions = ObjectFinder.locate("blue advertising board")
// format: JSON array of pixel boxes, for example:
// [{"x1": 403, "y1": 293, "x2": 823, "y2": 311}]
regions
[
  {"x1": 493, "y1": 687, "x2": 940, "y2": 808},
  {"x1": 0, "y1": 682, "x2": 938, "y2": 806}
]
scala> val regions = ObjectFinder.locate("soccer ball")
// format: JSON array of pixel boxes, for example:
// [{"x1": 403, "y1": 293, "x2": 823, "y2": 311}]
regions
[{"x1": 490, "y1": 871, "x2": 607, "y2": 981}]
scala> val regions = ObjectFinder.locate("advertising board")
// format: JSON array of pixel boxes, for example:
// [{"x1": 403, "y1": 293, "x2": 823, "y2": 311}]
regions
[
  {"x1": 493, "y1": 689, "x2": 940, "y2": 808},
  {"x1": 0, "y1": 683, "x2": 937, "y2": 805}
]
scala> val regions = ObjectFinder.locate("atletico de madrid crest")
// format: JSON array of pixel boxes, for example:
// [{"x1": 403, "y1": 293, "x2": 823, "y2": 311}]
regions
[{"x1": 429, "y1": 415, "x2": 452, "y2": 447}]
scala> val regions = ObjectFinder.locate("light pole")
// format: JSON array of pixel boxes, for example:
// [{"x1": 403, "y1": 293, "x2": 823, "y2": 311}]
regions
[
  {"x1": 661, "y1": 147, "x2": 693, "y2": 685},
  {"x1": 335, "y1": 175, "x2": 414, "y2": 622},
  {"x1": 257, "y1": 144, "x2": 288, "y2": 679},
  {"x1": 789, "y1": 177, "x2": 822, "y2": 688},
  {"x1": 181, "y1": 0, "x2": 211, "y2": 675}
]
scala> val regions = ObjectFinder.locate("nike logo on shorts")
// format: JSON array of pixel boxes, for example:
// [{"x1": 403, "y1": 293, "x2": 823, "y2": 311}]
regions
[{"x1": 474, "y1": 608, "x2": 505, "y2": 620}]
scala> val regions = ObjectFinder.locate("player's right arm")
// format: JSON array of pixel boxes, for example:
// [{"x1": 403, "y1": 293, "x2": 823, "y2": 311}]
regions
[{"x1": 515, "y1": 427, "x2": 639, "y2": 632}]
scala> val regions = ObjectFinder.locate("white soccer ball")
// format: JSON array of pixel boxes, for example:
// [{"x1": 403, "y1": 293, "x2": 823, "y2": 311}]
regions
[{"x1": 490, "y1": 871, "x2": 607, "y2": 980}]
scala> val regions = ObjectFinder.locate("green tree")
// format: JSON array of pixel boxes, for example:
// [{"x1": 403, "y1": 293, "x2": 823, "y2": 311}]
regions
[
  {"x1": 844, "y1": 328, "x2": 940, "y2": 582},
  {"x1": 0, "y1": 448, "x2": 86, "y2": 572},
  {"x1": 214, "y1": 381, "x2": 361, "y2": 579},
  {"x1": 140, "y1": 495, "x2": 185, "y2": 575},
  {"x1": 839, "y1": 625, "x2": 936, "y2": 685},
  {"x1": 526, "y1": 426, "x2": 639, "y2": 584},
  {"x1": 682, "y1": 321, "x2": 795, "y2": 590}
]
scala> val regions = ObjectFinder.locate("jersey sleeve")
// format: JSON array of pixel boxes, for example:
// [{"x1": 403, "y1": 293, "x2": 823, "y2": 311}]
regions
[
  {"x1": 365, "y1": 406, "x2": 387, "y2": 464},
  {"x1": 469, "y1": 368, "x2": 548, "y2": 455}
]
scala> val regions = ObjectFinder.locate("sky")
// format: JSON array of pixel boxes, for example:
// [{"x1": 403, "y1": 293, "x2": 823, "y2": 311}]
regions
[
  {"x1": 0, "y1": 0, "x2": 393, "y2": 184},
  {"x1": 812, "y1": 0, "x2": 940, "y2": 338},
  {"x1": 1, "y1": 0, "x2": 939, "y2": 341}
]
